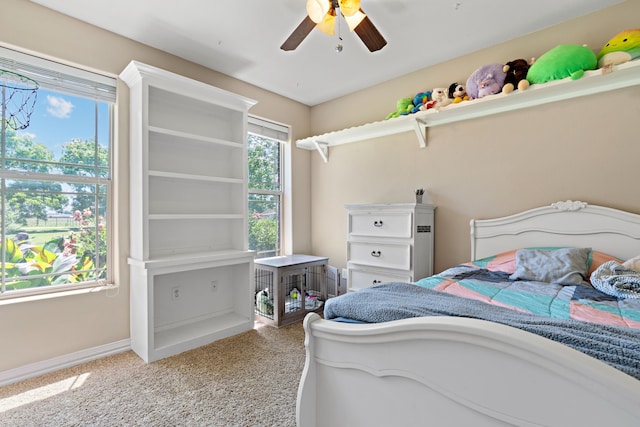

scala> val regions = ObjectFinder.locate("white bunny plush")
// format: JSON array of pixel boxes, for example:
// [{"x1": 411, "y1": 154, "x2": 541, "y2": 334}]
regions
[
  {"x1": 623, "y1": 255, "x2": 640, "y2": 273},
  {"x1": 431, "y1": 87, "x2": 451, "y2": 110}
]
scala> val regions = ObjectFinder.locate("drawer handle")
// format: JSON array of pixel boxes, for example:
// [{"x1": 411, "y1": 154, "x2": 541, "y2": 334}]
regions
[
  {"x1": 371, "y1": 250, "x2": 381, "y2": 257},
  {"x1": 373, "y1": 220, "x2": 383, "y2": 227}
]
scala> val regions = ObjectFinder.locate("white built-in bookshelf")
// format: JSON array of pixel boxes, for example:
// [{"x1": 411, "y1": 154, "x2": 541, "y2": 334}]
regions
[{"x1": 120, "y1": 61, "x2": 257, "y2": 362}]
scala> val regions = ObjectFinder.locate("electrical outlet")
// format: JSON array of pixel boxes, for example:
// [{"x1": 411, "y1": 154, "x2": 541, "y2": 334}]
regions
[
  {"x1": 171, "y1": 286, "x2": 181, "y2": 301},
  {"x1": 210, "y1": 280, "x2": 218, "y2": 292}
]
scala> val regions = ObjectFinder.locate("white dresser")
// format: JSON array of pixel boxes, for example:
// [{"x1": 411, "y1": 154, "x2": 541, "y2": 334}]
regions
[{"x1": 346, "y1": 203, "x2": 435, "y2": 292}]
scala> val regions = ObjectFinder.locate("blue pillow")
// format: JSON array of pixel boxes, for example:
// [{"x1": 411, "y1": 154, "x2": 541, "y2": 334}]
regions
[{"x1": 509, "y1": 247, "x2": 591, "y2": 286}]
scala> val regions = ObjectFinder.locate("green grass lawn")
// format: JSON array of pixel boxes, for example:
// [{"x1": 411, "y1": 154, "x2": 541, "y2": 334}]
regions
[
  {"x1": 8, "y1": 224, "x2": 79, "y2": 246},
  {"x1": 29, "y1": 229, "x2": 75, "y2": 245}
]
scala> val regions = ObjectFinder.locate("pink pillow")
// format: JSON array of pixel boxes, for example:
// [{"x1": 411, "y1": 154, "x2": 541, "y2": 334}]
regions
[
  {"x1": 469, "y1": 249, "x2": 518, "y2": 273},
  {"x1": 588, "y1": 251, "x2": 622, "y2": 276}
]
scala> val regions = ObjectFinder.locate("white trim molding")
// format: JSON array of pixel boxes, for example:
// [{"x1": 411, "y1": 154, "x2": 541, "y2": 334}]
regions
[{"x1": 0, "y1": 339, "x2": 130, "y2": 387}]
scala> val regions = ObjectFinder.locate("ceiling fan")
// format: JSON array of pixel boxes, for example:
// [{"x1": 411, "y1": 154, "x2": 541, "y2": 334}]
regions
[{"x1": 281, "y1": 0, "x2": 387, "y2": 52}]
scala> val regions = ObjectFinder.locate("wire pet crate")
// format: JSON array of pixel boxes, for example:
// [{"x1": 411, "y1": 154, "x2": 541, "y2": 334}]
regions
[{"x1": 254, "y1": 255, "x2": 339, "y2": 327}]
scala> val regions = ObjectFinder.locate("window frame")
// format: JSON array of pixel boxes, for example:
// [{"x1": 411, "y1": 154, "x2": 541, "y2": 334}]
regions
[
  {"x1": 247, "y1": 115, "x2": 288, "y2": 259},
  {"x1": 0, "y1": 47, "x2": 115, "y2": 299}
]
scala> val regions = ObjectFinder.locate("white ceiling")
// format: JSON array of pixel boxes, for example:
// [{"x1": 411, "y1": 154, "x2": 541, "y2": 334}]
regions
[{"x1": 31, "y1": 0, "x2": 623, "y2": 106}]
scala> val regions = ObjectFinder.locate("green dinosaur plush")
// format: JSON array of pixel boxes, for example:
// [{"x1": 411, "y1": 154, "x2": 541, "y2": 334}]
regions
[
  {"x1": 385, "y1": 97, "x2": 413, "y2": 120},
  {"x1": 527, "y1": 44, "x2": 597, "y2": 85}
]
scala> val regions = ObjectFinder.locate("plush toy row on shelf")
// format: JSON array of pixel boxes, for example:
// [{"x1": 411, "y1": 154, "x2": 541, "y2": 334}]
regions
[{"x1": 385, "y1": 28, "x2": 640, "y2": 120}]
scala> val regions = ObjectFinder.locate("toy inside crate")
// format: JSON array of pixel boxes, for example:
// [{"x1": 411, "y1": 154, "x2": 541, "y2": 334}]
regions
[{"x1": 254, "y1": 255, "x2": 341, "y2": 327}]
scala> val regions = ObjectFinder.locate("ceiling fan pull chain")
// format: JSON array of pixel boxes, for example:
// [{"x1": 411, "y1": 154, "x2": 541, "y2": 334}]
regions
[{"x1": 335, "y1": 5, "x2": 344, "y2": 53}]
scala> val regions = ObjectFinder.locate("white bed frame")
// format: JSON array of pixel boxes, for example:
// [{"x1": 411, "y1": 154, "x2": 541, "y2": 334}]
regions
[{"x1": 296, "y1": 200, "x2": 640, "y2": 427}]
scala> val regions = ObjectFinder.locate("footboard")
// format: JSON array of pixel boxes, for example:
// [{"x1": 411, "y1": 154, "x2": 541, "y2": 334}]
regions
[{"x1": 296, "y1": 313, "x2": 640, "y2": 427}]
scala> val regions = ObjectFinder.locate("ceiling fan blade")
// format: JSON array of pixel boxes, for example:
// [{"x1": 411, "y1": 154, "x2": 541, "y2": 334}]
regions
[
  {"x1": 354, "y1": 15, "x2": 387, "y2": 52},
  {"x1": 281, "y1": 15, "x2": 317, "y2": 51}
]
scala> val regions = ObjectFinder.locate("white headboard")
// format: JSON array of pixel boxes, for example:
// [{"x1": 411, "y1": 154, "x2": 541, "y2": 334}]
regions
[{"x1": 470, "y1": 200, "x2": 640, "y2": 261}]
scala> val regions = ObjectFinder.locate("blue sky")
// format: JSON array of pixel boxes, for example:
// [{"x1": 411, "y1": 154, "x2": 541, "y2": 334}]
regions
[{"x1": 16, "y1": 88, "x2": 110, "y2": 158}]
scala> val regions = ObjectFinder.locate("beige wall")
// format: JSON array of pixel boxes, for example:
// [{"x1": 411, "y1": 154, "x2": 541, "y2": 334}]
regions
[
  {"x1": 307, "y1": 1, "x2": 640, "y2": 273},
  {"x1": 0, "y1": 0, "x2": 311, "y2": 372}
]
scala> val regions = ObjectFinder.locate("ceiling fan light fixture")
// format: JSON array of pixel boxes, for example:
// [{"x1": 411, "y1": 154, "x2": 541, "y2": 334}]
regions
[
  {"x1": 306, "y1": 0, "x2": 330, "y2": 23},
  {"x1": 338, "y1": 0, "x2": 361, "y2": 16},
  {"x1": 344, "y1": 9, "x2": 366, "y2": 31},
  {"x1": 282, "y1": 0, "x2": 386, "y2": 52},
  {"x1": 317, "y1": 10, "x2": 336, "y2": 35}
]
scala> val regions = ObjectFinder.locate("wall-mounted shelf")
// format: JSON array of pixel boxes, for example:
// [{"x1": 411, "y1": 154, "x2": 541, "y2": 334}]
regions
[{"x1": 296, "y1": 60, "x2": 640, "y2": 161}]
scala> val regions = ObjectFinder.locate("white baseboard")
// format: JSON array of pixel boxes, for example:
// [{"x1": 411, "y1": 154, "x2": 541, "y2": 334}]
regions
[{"x1": 0, "y1": 339, "x2": 131, "y2": 387}]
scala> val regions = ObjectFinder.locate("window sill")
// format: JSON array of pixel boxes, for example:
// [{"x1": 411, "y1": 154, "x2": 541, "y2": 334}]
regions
[{"x1": 0, "y1": 283, "x2": 118, "y2": 306}]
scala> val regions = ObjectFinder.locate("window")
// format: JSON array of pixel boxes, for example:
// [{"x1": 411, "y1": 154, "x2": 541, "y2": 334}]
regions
[
  {"x1": 0, "y1": 47, "x2": 115, "y2": 298},
  {"x1": 247, "y1": 116, "x2": 288, "y2": 259}
]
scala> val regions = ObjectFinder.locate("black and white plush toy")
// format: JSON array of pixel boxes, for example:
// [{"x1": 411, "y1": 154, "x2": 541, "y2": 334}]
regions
[{"x1": 447, "y1": 82, "x2": 469, "y2": 103}]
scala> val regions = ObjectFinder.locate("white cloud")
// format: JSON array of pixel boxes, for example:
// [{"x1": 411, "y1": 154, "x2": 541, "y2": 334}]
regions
[
  {"x1": 46, "y1": 95, "x2": 74, "y2": 119},
  {"x1": 18, "y1": 131, "x2": 37, "y2": 139}
]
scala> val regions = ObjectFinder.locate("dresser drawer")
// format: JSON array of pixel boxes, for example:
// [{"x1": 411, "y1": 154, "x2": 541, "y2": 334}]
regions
[
  {"x1": 349, "y1": 269, "x2": 412, "y2": 291},
  {"x1": 349, "y1": 211, "x2": 412, "y2": 238},
  {"x1": 348, "y1": 242, "x2": 411, "y2": 270}
]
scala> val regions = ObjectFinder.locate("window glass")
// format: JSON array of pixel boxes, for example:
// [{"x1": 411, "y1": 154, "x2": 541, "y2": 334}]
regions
[
  {"x1": 1, "y1": 50, "x2": 114, "y2": 297},
  {"x1": 247, "y1": 118, "x2": 286, "y2": 259}
]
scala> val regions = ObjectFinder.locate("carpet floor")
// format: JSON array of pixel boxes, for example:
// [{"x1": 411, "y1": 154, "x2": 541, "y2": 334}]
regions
[{"x1": 0, "y1": 321, "x2": 305, "y2": 427}]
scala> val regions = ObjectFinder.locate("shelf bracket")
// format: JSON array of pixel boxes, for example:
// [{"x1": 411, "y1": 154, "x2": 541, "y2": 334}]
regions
[
  {"x1": 313, "y1": 140, "x2": 329, "y2": 163},
  {"x1": 413, "y1": 118, "x2": 428, "y2": 148}
]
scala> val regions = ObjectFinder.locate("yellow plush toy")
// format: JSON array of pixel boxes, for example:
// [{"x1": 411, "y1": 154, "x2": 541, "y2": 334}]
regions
[{"x1": 597, "y1": 29, "x2": 640, "y2": 68}]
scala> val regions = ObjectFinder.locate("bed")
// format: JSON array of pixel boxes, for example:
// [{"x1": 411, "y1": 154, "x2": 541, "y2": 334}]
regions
[{"x1": 296, "y1": 200, "x2": 640, "y2": 427}]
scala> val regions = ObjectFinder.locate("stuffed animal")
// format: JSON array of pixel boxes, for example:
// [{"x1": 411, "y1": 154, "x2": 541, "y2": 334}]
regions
[
  {"x1": 623, "y1": 255, "x2": 640, "y2": 273},
  {"x1": 385, "y1": 97, "x2": 413, "y2": 119},
  {"x1": 466, "y1": 64, "x2": 506, "y2": 99},
  {"x1": 597, "y1": 29, "x2": 640, "y2": 68},
  {"x1": 420, "y1": 99, "x2": 438, "y2": 111},
  {"x1": 256, "y1": 289, "x2": 274, "y2": 315},
  {"x1": 527, "y1": 44, "x2": 597, "y2": 85},
  {"x1": 411, "y1": 91, "x2": 431, "y2": 113},
  {"x1": 430, "y1": 87, "x2": 451, "y2": 110},
  {"x1": 448, "y1": 82, "x2": 469, "y2": 103},
  {"x1": 502, "y1": 58, "x2": 531, "y2": 94}
]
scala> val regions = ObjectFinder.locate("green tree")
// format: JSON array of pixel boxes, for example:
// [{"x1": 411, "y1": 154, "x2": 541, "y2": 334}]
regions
[
  {"x1": 248, "y1": 136, "x2": 279, "y2": 190},
  {"x1": 4, "y1": 129, "x2": 67, "y2": 226},
  {"x1": 6, "y1": 190, "x2": 65, "y2": 226},
  {"x1": 5, "y1": 129, "x2": 55, "y2": 173},
  {"x1": 249, "y1": 213, "x2": 278, "y2": 254},
  {"x1": 59, "y1": 138, "x2": 109, "y2": 213}
]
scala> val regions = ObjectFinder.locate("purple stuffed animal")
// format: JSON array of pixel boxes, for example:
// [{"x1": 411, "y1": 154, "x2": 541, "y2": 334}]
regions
[{"x1": 466, "y1": 64, "x2": 507, "y2": 99}]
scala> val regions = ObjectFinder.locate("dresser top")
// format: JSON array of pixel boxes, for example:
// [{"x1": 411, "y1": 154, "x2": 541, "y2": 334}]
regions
[{"x1": 345, "y1": 203, "x2": 435, "y2": 210}]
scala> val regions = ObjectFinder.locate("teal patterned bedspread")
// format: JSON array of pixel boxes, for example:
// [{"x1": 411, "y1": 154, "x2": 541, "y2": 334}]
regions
[{"x1": 414, "y1": 264, "x2": 640, "y2": 330}]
